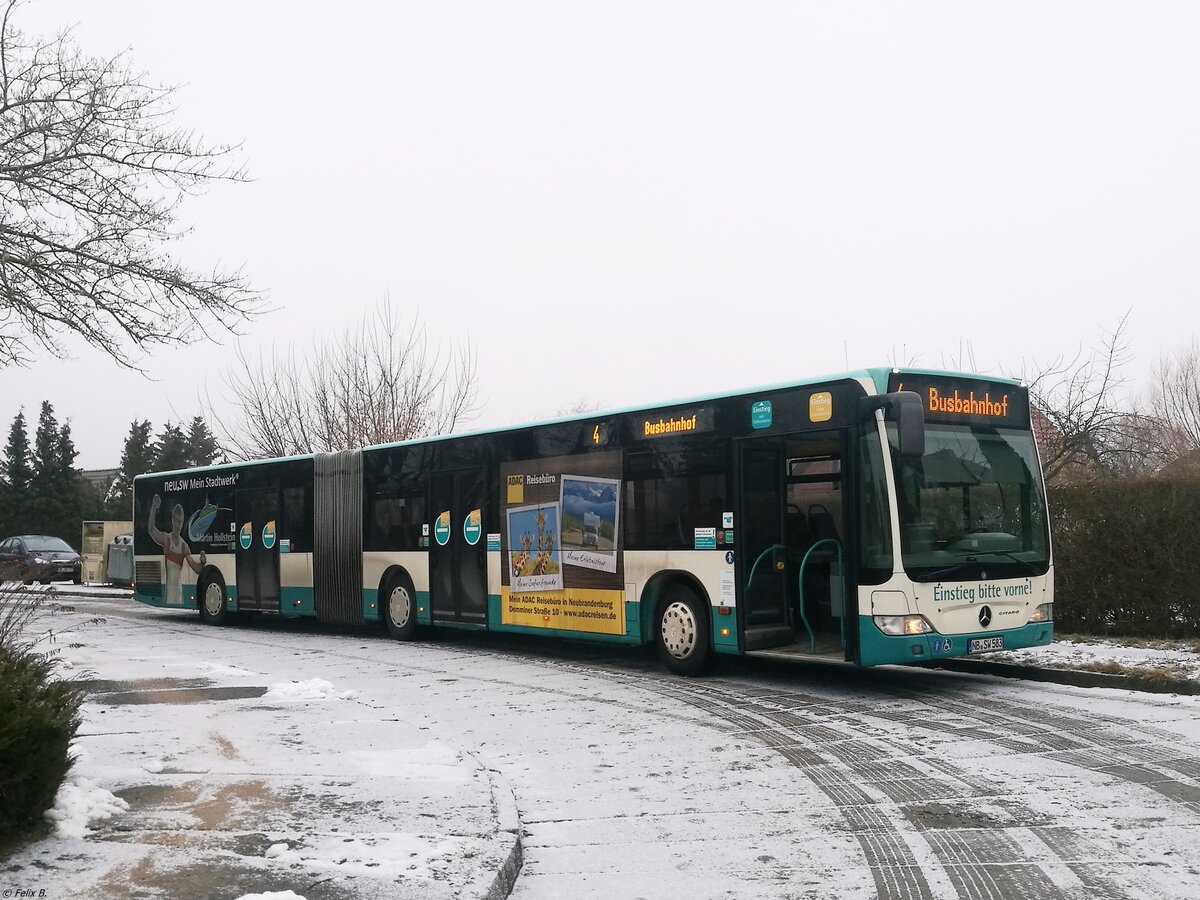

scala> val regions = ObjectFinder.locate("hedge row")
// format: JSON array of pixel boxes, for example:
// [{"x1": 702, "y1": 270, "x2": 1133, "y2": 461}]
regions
[{"x1": 1049, "y1": 477, "x2": 1200, "y2": 637}]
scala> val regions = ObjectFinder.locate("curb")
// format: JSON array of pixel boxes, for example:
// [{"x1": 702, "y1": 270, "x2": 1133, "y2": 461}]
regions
[
  {"x1": 928, "y1": 657, "x2": 1200, "y2": 696},
  {"x1": 477, "y1": 767, "x2": 524, "y2": 900},
  {"x1": 14, "y1": 585, "x2": 133, "y2": 600}
]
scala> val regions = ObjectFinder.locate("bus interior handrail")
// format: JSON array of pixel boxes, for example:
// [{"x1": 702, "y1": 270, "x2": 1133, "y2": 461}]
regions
[
  {"x1": 797, "y1": 538, "x2": 844, "y2": 654},
  {"x1": 745, "y1": 543, "x2": 787, "y2": 592}
]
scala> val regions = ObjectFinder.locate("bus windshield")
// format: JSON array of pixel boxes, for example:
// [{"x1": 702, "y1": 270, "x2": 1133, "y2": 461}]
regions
[{"x1": 889, "y1": 423, "x2": 1050, "y2": 581}]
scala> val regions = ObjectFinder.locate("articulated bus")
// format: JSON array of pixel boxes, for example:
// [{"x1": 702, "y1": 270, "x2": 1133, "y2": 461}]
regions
[{"x1": 131, "y1": 368, "x2": 1053, "y2": 675}]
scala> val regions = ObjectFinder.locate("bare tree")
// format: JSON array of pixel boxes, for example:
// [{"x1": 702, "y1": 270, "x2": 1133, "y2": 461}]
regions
[
  {"x1": 554, "y1": 398, "x2": 602, "y2": 417},
  {"x1": 211, "y1": 305, "x2": 479, "y2": 459},
  {"x1": 0, "y1": 2, "x2": 260, "y2": 368},
  {"x1": 1017, "y1": 313, "x2": 1137, "y2": 483},
  {"x1": 1147, "y1": 341, "x2": 1200, "y2": 469},
  {"x1": 1097, "y1": 410, "x2": 1179, "y2": 479}
]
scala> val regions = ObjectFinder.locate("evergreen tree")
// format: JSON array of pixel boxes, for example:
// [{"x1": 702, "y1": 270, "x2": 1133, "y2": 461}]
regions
[
  {"x1": 1, "y1": 410, "x2": 32, "y2": 489},
  {"x1": 77, "y1": 474, "x2": 108, "y2": 527},
  {"x1": 31, "y1": 402, "x2": 60, "y2": 477},
  {"x1": 0, "y1": 409, "x2": 32, "y2": 535},
  {"x1": 185, "y1": 416, "x2": 221, "y2": 467},
  {"x1": 26, "y1": 401, "x2": 83, "y2": 542},
  {"x1": 57, "y1": 422, "x2": 78, "y2": 472},
  {"x1": 106, "y1": 420, "x2": 155, "y2": 519},
  {"x1": 55, "y1": 423, "x2": 86, "y2": 548},
  {"x1": 153, "y1": 423, "x2": 189, "y2": 473},
  {"x1": 26, "y1": 402, "x2": 61, "y2": 535}
]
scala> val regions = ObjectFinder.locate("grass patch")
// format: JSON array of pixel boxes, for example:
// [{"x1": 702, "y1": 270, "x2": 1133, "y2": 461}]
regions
[{"x1": 1065, "y1": 659, "x2": 1193, "y2": 684}]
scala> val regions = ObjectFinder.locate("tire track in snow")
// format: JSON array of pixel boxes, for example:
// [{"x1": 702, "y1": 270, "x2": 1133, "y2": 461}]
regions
[
  {"x1": 692, "y1": 677, "x2": 1199, "y2": 900},
  {"x1": 872, "y1": 682, "x2": 1200, "y2": 815},
  {"x1": 640, "y1": 678, "x2": 1071, "y2": 900}
]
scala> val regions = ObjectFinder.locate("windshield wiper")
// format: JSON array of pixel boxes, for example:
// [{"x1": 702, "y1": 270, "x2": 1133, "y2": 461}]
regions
[
  {"x1": 919, "y1": 561, "x2": 980, "y2": 582},
  {"x1": 919, "y1": 550, "x2": 1040, "y2": 582},
  {"x1": 981, "y1": 549, "x2": 1041, "y2": 574}
]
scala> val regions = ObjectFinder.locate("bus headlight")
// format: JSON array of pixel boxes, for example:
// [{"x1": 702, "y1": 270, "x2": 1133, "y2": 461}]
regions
[
  {"x1": 874, "y1": 614, "x2": 934, "y2": 636},
  {"x1": 1027, "y1": 603, "x2": 1052, "y2": 623}
]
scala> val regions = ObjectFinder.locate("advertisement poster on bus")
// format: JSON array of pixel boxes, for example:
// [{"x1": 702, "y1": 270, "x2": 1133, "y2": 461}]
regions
[
  {"x1": 132, "y1": 472, "x2": 241, "y2": 605},
  {"x1": 506, "y1": 501, "x2": 564, "y2": 592},
  {"x1": 500, "y1": 451, "x2": 625, "y2": 636},
  {"x1": 559, "y1": 475, "x2": 619, "y2": 573}
]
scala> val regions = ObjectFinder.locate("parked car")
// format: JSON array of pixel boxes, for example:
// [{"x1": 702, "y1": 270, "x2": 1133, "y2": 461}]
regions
[{"x1": 0, "y1": 535, "x2": 82, "y2": 585}]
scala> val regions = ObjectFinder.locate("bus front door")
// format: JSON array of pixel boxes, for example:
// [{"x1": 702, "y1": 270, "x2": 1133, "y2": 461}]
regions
[
  {"x1": 235, "y1": 488, "x2": 281, "y2": 613},
  {"x1": 739, "y1": 440, "x2": 791, "y2": 647},
  {"x1": 429, "y1": 467, "x2": 488, "y2": 624},
  {"x1": 739, "y1": 431, "x2": 848, "y2": 655}
]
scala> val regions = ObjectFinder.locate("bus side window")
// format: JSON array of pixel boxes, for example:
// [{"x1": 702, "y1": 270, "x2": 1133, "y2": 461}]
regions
[
  {"x1": 281, "y1": 485, "x2": 313, "y2": 552},
  {"x1": 368, "y1": 494, "x2": 425, "y2": 551}
]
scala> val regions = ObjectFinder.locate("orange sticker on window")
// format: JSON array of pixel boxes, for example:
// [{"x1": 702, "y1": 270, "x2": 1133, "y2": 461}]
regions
[{"x1": 809, "y1": 392, "x2": 832, "y2": 422}]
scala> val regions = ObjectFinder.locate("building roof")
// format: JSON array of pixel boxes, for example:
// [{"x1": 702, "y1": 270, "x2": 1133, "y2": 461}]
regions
[{"x1": 80, "y1": 468, "x2": 118, "y2": 489}]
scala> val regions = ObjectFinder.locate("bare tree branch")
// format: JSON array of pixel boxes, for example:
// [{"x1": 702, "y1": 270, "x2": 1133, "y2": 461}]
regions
[
  {"x1": 0, "y1": 1, "x2": 262, "y2": 369},
  {"x1": 209, "y1": 304, "x2": 480, "y2": 459},
  {"x1": 1146, "y1": 341, "x2": 1200, "y2": 473},
  {"x1": 554, "y1": 398, "x2": 602, "y2": 417},
  {"x1": 1015, "y1": 313, "x2": 1136, "y2": 483}
]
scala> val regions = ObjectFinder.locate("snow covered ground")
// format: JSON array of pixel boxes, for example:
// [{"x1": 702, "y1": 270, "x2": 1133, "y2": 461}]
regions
[{"x1": 4, "y1": 588, "x2": 1200, "y2": 900}]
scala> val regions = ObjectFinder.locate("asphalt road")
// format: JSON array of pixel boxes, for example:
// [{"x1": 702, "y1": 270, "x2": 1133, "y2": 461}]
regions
[{"x1": 46, "y1": 593, "x2": 1200, "y2": 899}]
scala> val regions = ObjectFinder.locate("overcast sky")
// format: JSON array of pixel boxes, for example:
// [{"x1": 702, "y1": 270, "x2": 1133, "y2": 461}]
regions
[{"x1": 8, "y1": 1, "x2": 1199, "y2": 467}]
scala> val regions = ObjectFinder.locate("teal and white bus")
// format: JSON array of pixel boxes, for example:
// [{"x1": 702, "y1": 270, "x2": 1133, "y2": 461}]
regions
[{"x1": 132, "y1": 368, "x2": 1053, "y2": 674}]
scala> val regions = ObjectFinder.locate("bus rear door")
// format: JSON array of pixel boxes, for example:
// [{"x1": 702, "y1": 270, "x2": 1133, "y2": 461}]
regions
[
  {"x1": 235, "y1": 487, "x2": 281, "y2": 613},
  {"x1": 429, "y1": 467, "x2": 488, "y2": 624}
]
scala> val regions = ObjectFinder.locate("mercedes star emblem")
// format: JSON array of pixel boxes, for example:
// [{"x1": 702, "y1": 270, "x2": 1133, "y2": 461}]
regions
[{"x1": 978, "y1": 605, "x2": 992, "y2": 628}]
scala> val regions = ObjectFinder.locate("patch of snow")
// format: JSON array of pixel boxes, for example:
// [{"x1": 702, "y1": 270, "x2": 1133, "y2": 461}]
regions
[
  {"x1": 143, "y1": 757, "x2": 165, "y2": 773},
  {"x1": 261, "y1": 832, "x2": 476, "y2": 880},
  {"x1": 993, "y1": 638, "x2": 1200, "y2": 681},
  {"x1": 44, "y1": 777, "x2": 129, "y2": 838},
  {"x1": 200, "y1": 661, "x2": 262, "y2": 678},
  {"x1": 347, "y1": 743, "x2": 469, "y2": 781},
  {"x1": 263, "y1": 678, "x2": 356, "y2": 701},
  {"x1": 234, "y1": 892, "x2": 308, "y2": 900}
]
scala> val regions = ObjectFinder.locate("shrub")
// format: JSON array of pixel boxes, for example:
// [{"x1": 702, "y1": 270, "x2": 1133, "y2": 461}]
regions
[
  {"x1": 1049, "y1": 476, "x2": 1200, "y2": 638},
  {"x1": 0, "y1": 587, "x2": 84, "y2": 843}
]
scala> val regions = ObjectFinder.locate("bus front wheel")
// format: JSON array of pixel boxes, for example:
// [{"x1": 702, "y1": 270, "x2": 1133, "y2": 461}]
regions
[
  {"x1": 655, "y1": 587, "x2": 711, "y2": 676},
  {"x1": 382, "y1": 575, "x2": 417, "y2": 641},
  {"x1": 198, "y1": 571, "x2": 229, "y2": 626}
]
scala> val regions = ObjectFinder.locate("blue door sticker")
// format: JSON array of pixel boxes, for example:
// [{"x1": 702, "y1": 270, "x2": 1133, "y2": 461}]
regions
[{"x1": 751, "y1": 400, "x2": 773, "y2": 429}]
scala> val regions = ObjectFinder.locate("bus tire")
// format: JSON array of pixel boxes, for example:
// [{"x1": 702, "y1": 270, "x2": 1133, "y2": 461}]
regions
[
  {"x1": 655, "y1": 586, "x2": 711, "y2": 676},
  {"x1": 198, "y1": 571, "x2": 229, "y2": 626},
  {"x1": 382, "y1": 574, "x2": 417, "y2": 641}
]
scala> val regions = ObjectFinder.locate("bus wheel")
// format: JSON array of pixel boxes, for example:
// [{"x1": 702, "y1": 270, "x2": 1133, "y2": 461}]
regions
[
  {"x1": 382, "y1": 576, "x2": 417, "y2": 641},
  {"x1": 656, "y1": 587, "x2": 710, "y2": 676},
  {"x1": 198, "y1": 572, "x2": 229, "y2": 626}
]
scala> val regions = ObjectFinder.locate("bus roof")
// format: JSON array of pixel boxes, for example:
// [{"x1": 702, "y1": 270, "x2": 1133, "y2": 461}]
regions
[{"x1": 134, "y1": 366, "x2": 1024, "y2": 478}]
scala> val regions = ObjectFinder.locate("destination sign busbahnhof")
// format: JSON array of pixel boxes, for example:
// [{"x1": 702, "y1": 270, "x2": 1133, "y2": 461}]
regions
[
  {"x1": 632, "y1": 406, "x2": 715, "y2": 440},
  {"x1": 886, "y1": 373, "x2": 1030, "y2": 426}
]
